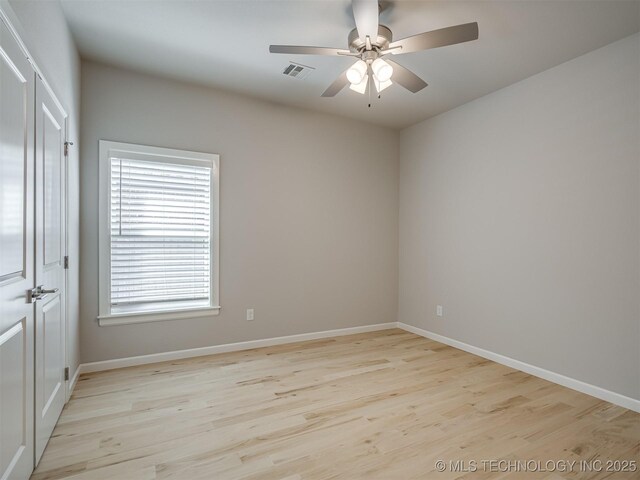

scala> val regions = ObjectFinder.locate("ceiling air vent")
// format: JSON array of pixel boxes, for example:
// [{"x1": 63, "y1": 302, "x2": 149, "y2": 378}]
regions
[{"x1": 282, "y1": 62, "x2": 314, "y2": 80}]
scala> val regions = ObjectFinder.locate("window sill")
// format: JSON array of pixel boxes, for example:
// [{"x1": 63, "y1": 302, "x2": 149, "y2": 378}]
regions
[{"x1": 98, "y1": 306, "x2": 221, "y2": 326}]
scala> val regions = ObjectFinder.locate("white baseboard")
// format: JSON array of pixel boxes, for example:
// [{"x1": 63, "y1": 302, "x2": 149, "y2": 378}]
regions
[
  {"x1": 79, "y1": 322, "x2": 397, "y2": 374},
  {"x1": 397, "y1": 322, "x2": 640, "y2": 413}
]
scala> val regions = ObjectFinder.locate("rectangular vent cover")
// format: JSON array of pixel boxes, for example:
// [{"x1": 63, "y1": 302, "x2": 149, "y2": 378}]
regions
[{"x1": 282, "y1": 62, "x2": 314, "y2": 80}]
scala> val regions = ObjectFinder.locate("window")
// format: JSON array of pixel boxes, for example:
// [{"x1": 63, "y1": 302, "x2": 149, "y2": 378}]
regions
[{"x1": 98, "y1": 141, "x2": 219, "y2": 326}]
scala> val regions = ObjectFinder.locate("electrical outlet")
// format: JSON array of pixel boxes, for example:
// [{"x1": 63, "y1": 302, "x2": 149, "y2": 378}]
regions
[
  {"x1": 246, "y1": 308, "x2": 254, "y2": 321},
  {"x1": 436, "y1": 305, "x2": 443, "y2": 317}
]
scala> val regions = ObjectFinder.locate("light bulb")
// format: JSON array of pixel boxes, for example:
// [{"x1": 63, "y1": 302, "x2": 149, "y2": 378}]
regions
[
  {"x1": 349, "y1": 74, "x2": 368, "y2": 94},
  {"x1": 372, "y1": 58, "x2": 393, "y2": 82},
  {"x1": 346, "y1": 60, "x2": 367, "y2": 85}
]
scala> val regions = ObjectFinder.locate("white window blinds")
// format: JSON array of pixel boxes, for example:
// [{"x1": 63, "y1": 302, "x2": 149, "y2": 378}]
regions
[{"x1": 110, "y1": 158, "x2": 212, "y2": 311}]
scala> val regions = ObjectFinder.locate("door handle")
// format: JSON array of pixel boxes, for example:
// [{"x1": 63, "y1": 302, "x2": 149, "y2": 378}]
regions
[{"x1": 27, "y1": 285, "x2": 59, "y2": 303}]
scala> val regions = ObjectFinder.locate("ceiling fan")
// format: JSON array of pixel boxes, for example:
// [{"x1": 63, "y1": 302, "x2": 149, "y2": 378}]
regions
[{"x1": 269, "y1": 0, "x2": 478, "y2": 99}]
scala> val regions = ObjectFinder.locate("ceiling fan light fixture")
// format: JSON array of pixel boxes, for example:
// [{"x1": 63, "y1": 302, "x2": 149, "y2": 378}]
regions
[
  {"x1": 346, "y1": 60, "x2": 367, "y2": 85},
  {"x1": 349, "y1": 74, "x2": 369, "y2": 94},
  {"x1": 270, "y1": 0, "x2": 479, "y2": 98},
  {"x1": 372, "y1": 58, "x2": 393, "y2": 82}
]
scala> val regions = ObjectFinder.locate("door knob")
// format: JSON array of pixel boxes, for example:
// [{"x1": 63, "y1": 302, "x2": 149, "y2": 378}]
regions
[{"x1": 27, "y1": 285, "x2": 59, "y2": 303}]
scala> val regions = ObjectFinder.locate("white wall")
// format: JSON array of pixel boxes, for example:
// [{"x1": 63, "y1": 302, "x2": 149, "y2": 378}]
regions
[
  {"x1": 4, "y1": 0, "x2": 81, "y2": 382},
  {"x1": 80, "y1": 61, "x2": 399, "y2": 363},
  {"x1": 399, "y1": 33, "x2": 640, "y2": 400}
]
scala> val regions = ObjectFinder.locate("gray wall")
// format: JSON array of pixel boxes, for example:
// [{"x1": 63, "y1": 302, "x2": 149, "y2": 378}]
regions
[
  {"x1": 80, "y1": 61, "x2": 399, "y2": 363},
  {"x1": 5, "y1": 0, "x2": 81, "y2": 380},
  {"x1": 399, "y1": 33, "x2": 640, "y2": 400}
]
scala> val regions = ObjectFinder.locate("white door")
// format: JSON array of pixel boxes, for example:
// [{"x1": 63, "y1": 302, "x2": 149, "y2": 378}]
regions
[
  {"x1": 0, "y1": 18, "x2": 36, "y2": 480},
  {"x1": 34, "y1": 75, "x2": 66, "y2": 465}
]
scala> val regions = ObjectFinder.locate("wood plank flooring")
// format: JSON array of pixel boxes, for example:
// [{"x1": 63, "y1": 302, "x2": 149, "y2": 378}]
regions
[{"x1": 32, "y1": 329, "x2": 639, "y2": 480}]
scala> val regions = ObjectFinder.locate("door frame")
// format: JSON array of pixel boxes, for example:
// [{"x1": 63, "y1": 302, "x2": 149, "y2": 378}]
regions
[
  {"x1": 62, "y1": 116, "x2": 69, "y2": 405},
  {"x1": 63, "y1": 116, "x2": 71, "y2": 402}
]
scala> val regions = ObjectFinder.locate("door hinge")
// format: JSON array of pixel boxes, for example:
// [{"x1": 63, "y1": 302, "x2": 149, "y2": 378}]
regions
[
  {"x1": 64, "y1": 256, "x2": 69, "y2": 269},
  {"x1": 64, "y1": 141, "x2": 74, "y2": 157},
  {"x1": 64, "y1": 367, "x2": 70, "y2": 381}
]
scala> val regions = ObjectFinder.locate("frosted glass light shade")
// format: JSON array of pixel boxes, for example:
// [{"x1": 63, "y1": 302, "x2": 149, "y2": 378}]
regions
[
  {"x1": 372, "y1": 58, "x2": 393, "y2": 82},
  {"x1": 346, "y1": 60, "x2": 367, "y2": 85},
  {"x1": 349, "y1": 74, "x2": 368, "y2": 94},
  {"x1": 374, "y1": 78, "x2": 392, "y2": 93}
]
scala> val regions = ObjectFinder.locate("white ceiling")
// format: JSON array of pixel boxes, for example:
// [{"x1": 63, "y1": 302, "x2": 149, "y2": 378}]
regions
[{"x1": 60, "y1": 0, "x2": 640, "y2": 129}]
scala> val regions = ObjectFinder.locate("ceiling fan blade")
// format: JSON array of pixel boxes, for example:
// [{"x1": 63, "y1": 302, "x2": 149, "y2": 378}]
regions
[
  {"x1": 321, "y1": 70, "x2": 349, "y2": 97},
  {"x1": 386, "y1": 60, "x2": 427, "y2": 93},
  {"x1": 269, "y1": 45, "x2": 351, "y2": 56},
  {"x1": 389, "y1": 22, "x2": 479, "y2": 55},
  {"x1": 352, "y1": 0, "x2": 379, "y2": 42}
]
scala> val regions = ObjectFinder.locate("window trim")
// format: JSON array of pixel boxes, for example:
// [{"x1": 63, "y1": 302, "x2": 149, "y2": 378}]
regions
[{"x1": 98, "y1": 140, "x2": 220, "y2": 326}]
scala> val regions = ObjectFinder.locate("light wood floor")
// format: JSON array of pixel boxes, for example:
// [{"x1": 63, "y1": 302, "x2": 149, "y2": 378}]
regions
[{"x1": 32, "y1": 329, "x2": 639, "y2": 480}]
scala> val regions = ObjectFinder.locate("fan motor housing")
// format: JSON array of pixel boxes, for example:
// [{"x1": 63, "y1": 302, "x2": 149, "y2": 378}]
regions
[{"x1": 348, "y1": 25, "x2": 392, "y2": 52}]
